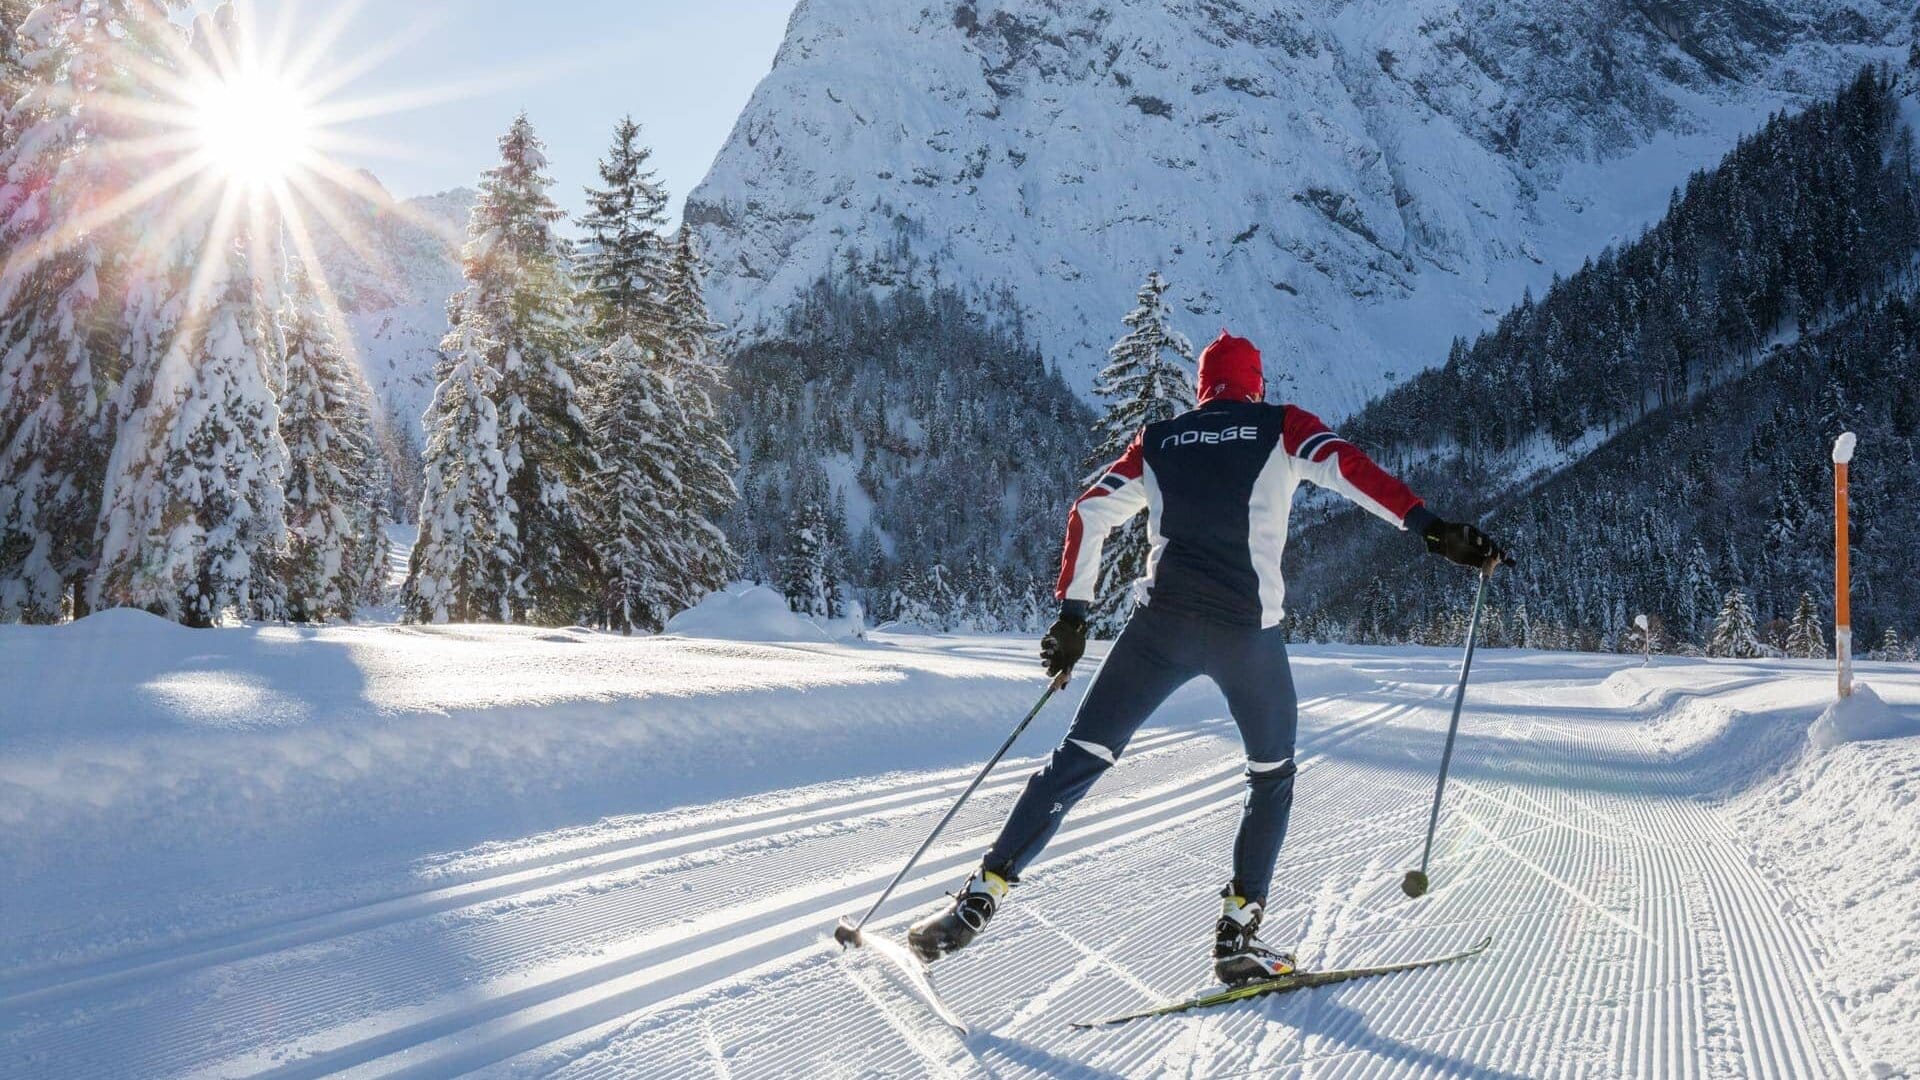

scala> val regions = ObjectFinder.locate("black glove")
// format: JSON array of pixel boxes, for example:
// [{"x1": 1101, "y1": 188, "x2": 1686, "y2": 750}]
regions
[
  {"x1": 1421, "y1": 519, "x2": 1509, "y2": 571},
  {"x1": 1040, "y1": 614, "x2": 1088, "y2": 678}
]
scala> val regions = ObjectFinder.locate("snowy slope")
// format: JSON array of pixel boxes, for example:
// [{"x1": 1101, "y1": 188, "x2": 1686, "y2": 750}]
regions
[
  {"x1": 689, "y1": 0, "x2": 1907, "y2": 412},
  {"x1": 3, "y1": 615, "x2": 1919, "y2": 1077},
  {"x1": 306, "y1": 179, "x2": 474, "y2": 435}
]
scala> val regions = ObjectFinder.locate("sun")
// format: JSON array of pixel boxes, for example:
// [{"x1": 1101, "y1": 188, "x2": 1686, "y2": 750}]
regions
[
  {"x1": 14, "y1": 0, "x2": 479, "y2": 356},
  {"x1": 188, "y1": 66, "x2": 316, "y2": 191}
]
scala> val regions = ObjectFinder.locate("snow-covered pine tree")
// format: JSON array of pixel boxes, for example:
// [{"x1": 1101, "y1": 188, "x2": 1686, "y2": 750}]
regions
[
  {"x1": 659, "y1": 228, "x2": 739, "y2": 607},
  {"x1": 1677, "y1": 541, "x2": 1720, "y2": 646},
  {"x1": 278, "y1": 263, "x2": 388, "y2": 621},
  {"x1": 1783, "y1": 592, "x2": 1826, "y2": 660},
  {"x1": 0, "y1": 0, "x2": 180, "y2": 622},
  {"x1": 587, "y1": 336, "x2": 683, "y2": 633},
  {"x1": 93, "y1": 239, "x2": 288, "y2": 626},
  {"x1": 574, "y1": 119, "x2": 736, "y2": 628},
  {"x1": 433, "y1": 113, "x2": 595, "y2": 625},
  {"x1": 350, "y1": 416, "x2": 394, "y2": 606},
  {"x1": 1085, "y1": 271, "x2": 1193, "y2": 635},
  {"x1": 1706, "y1": 588, "x2": 1764, "y2": 659},
  {"x1": 577, "y1": 115, "x2": 670, "y2": 347},
  {"x1": 1, "y1": 0, "x2": 29, "y2": 94},
  {"x1": 1868, "y1": 627, "x2": 1910, "y2": 663},
  {"x1": 781, "y1": 500, "x2": 838, "y2": 618},
  {"x1": 402, "y1": 313, "x2": 516, "y2": 623}
]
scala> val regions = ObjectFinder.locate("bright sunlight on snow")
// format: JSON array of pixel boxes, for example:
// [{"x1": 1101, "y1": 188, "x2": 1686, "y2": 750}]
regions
[{"x1": 3, "y1": 613, "x2": 1918, "y2": 1077}]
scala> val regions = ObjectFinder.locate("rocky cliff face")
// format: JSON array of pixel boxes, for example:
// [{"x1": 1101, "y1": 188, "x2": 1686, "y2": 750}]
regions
[
  {"x1": 688, "y1": 0, "x2": 1906, "y2": 413},
  {"x1": 310, "y1": 180, "x2": 475, "y2": 435}
]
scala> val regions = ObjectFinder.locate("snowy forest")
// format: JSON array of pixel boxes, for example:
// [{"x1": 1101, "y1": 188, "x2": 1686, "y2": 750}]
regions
[
  {"x1": 0, "y1": 4, "x2": 732, "y2": 630},
  {"x1": 3, "y1": 2, "x2": 1918, "y2": 658},
  {"x1": 725, "y1": 267, "x2": 1092, "y2": 631},
  {"x1": 1288, "y1": 68, "x2": 1920, "y2": 657}
]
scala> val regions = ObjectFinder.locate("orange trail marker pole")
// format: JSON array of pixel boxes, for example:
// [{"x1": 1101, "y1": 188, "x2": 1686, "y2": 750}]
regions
[{"x1": 1833, "y1": 431, "x2": 1856, "y2": 699}]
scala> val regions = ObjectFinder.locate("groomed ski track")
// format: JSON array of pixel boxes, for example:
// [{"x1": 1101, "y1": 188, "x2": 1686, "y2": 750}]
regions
[{"x1": 0, "y1": 640, "x2": 1888, "y2": 1078}]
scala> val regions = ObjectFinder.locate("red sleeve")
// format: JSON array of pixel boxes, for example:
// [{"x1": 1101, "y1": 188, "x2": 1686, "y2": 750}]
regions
[
  {"x1": 1055, "y1": 432, "x2": 1147, "y2": 600},
  {"x1": 1282, "y1": 405, "x2": 1423, "y2": 522}
]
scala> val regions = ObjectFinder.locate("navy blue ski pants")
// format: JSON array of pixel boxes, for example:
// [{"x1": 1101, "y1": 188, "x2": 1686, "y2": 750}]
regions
[{"x1": 982, "y1": 603, "x2": 1299, "y2": 904}]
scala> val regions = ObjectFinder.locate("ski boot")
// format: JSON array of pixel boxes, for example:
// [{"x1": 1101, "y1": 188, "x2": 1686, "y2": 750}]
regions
[
  {"x1": 907, "y1": 870, "x2": 1008, "y2": 962},
  {"x1": 1213, "y1": 894, "x2": 1296, "y2": 984}
]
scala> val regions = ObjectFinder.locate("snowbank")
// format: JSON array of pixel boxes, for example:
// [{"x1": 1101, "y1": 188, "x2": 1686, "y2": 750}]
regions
[
  {"x1": 1809, "y1": 683, "x2": 1920, "y2": 749},
  {"x1": 665, "y1": 583, "x2": 864, "y2": 642},
  {"x1": 1731, "y1": 684, "x2": 1920, "y2": 1076}
]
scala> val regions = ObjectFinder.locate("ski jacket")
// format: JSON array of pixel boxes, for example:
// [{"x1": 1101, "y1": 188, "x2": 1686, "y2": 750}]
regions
[{"x1": 1056, "y1": 400, "x2": 1434, "y2": 628}]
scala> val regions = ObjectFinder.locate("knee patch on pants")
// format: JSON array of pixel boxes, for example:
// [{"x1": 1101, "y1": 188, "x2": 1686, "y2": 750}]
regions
[
  {"x1": 1067, "y1": 738, "x2": 1119, "y2": 766},
  {"x1": 1245, "y1": 756, "x2": 1296, "y2": 783}
]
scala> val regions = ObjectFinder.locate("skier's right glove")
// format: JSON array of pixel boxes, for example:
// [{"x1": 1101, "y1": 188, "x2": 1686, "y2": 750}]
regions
[
  {"x1": 1420, "y1": 518, "x2": 1509, "y2": 572},
  {"x1": 1040, "y1": 611, "x2": 1089, "y2": 678}
]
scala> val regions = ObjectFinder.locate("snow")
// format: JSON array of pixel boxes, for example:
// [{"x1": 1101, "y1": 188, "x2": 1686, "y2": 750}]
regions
[
  {"x1": 1834, "y1": 430, "x2": 1859, "y2": 465},
  {"x1": 689, "y1": 0, "x2": 1905, "y2": 413},
  {"x1": 664, "y1": 582, "x2": 863, "y2": 642},
  {"x1": 3, "y1": 625, "x2": 1918, "y2": 1077},
  {"x1": 1811, "y1": 682, "x2": 1920, "y2": 748}
]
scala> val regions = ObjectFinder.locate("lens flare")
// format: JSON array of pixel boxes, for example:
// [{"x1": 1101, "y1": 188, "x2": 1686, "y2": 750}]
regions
[{"x1": 189, "y1": 67, "x2": 315, "y2": 190}]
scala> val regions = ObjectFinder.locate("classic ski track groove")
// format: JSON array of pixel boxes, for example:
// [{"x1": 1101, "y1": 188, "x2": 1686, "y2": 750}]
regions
[
  {"x1": 0, "y1": 717, "x2": 1241, "y2": 1012},
  {"x1": 4, "y1": 663, "x2": 1872, "y2": 1080},
  {"x1": 261, "y1": 697, "x2": 1426, "y2": 1080},
  {"x1": 0, "y1": 692, "x2": 1414, "y2": 1079},
  {"x1": 487, "y1": 669, "x2": 1864, "y2": 1080}
]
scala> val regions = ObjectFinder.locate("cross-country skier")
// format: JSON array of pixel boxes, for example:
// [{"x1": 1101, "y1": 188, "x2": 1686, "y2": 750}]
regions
[{"x1": 906, "y1": 331, "x2": 1507, "y2": 983}]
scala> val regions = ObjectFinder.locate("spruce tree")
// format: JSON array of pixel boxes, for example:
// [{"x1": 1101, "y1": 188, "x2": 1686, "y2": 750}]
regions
[
  {"x1": 1677, "y1": 541, "x2": 1720, "y2": 645},
  {"x1": 93, "y1": 240, "x2": 288, "y2": 626},
  {"x1": 411, "y1": 113, "x2": 594, "y2": 625},
  {"x1": 1, "y1": 0, "x2": 29, "y2": 97},
  {"x1": 577, "y1": 116, "x2": 670, "y2": 346},
  {"x1": 0, "y1": 0, "x2": 180, "y2": 621},
  {"x1": 574, "y1": 120, "x2": 735, "y2": 625},
  {"x1": 587, "y1": 336, "x2": 683, "y2": 633},
  {"x1": 1867, "y1": 627, "x2": 1892, "y2": 662},
  {"x1": 1085, "y1": 271, "x2": 1193, "y2": 634},
  {"x1": 1783, "y1": 592, "x2": 1826, "y2": 660},
  {"x1": 403, "y1": 316, "x2": 515, "y2": 623},
  {"x1": 660, "y1": 228, "x2": 740, "y2": 606},
  {"x1": 1706, "y1": 588, "x2": 1763, "y2": 659},
  {"x1": 781, "y1": 500, "x2": 838, "y2": 618},
  {"x1": 279, "y1": 264, "x2": 388, "y2": 621}
]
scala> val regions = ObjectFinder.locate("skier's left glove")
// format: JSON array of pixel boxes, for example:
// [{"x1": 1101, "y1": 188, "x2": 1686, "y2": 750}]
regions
[
  {"x1": 1411, "y1": 509, "x2": 1509, "y2": 572},
  {"x1": 1040, "y1": 608, "x2": 1089, "y2": 678}
]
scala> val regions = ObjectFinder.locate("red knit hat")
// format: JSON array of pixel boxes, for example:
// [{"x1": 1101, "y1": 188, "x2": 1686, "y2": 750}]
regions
[{"x1": 1197, "y1": 331, "x2": 1264, "y2": 403}]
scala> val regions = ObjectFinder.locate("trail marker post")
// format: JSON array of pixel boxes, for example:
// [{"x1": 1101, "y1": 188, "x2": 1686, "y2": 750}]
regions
[
  {"x1": 1634, "y1": 614, "x2": 1651, "y2": 667},
  {"x1": 1833, "y1": 432, "x2": 1856, "y2": 699}
]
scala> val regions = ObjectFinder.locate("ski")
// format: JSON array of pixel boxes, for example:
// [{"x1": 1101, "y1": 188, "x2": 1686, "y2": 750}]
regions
[
  {"x1": 840, "y1": 923, "x2": 972, "y2": 1035},
  {"x1": 1067, "y1": 935, "x2": 1493, "y2": 1029}
]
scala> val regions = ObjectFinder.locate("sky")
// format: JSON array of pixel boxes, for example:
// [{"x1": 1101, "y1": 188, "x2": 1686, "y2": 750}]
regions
[{"x1": 188, "y1": 0, "x2": 796, "y2": 227}]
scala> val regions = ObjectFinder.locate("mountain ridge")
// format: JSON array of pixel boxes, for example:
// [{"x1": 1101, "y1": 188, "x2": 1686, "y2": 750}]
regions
[{"x1": 688, "y1": 0, "x2": 1908, "y2": 414}]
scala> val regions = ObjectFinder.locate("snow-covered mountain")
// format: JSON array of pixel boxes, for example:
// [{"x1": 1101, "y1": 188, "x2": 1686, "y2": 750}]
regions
[
  {"x1": 308, "y1": 179, "x2": 474, "y2": 435},
  {"x1": 688, "y1": 0, "x2": 1909, "y2": 412}
]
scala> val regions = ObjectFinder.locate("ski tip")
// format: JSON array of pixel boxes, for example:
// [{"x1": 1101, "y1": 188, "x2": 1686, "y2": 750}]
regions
[{"x1": 1469, "y1": 934, "x2": 1494, "y2": 953}]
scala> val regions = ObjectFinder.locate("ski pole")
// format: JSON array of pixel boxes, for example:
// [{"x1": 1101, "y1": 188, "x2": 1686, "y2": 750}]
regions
[
  {"x1": 835, "y1": 668, "x2": 1072, "y2": 947},
  {"x1": 1401, "y1": 567, "x2": 1492, "y2": 899}
]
